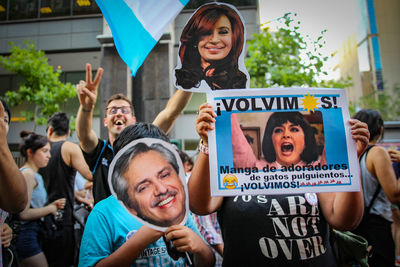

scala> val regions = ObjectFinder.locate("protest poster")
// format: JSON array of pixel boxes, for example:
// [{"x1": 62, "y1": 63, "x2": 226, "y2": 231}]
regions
[
  {"x1": 173, "y1": 2, "x2": 250, "y2": 92},
  {"x1": 108, "y1": 138, "x2": 189, "y2": 232},
  {"x1": 207, "y1": 88, "x2": 360, "y2": 196}
]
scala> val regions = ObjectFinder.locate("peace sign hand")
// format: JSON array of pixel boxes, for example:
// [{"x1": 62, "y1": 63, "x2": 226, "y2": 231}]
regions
[{"x1": 76, "y1": 63, "x2": 104, "y2": 110}]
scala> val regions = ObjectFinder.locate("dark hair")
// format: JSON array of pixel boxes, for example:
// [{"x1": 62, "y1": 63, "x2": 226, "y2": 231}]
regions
[
  {"x1": 178, "y1": 150, "x2": 193, "y2": 166},
  {"x1": 106, "y1": 94, "x2": 134, "y2": 116},
  {"x1": 19, "y1": 131, "x2": 48, "y2": 159},
  {"x1": 1, "y1": 99, "x2": 11, "y2": 124},
  {"x1": 47, "y1": 112, "x2": 69, "y2": 136},
  {"x1": 352, "y1": 109, "x2": 383, "y2": 142},
  {"x1": 175, "y1": 3, "x2": 246, "y2": 90},
  {"x1": 113, "y1": 122, "x2": 170, "y2": 155},
  {"x1": 262, "y1": 112, "x2": 319, "y2": 164}
]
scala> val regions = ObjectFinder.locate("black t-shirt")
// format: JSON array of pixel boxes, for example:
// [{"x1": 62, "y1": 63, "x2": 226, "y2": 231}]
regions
[
  {"x1": 217, "y1": 194, "x2": 336, "y2": 267},
  {"x1": 82, "y1": 138, "x2": 113, "y2": 205},
  {"x1": 39, "y1": 141, "x2": 76, "y2": 225}
]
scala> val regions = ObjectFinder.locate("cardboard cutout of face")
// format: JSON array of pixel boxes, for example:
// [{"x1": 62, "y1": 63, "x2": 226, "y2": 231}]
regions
[
  {"x1": 108, "y1": 138, "x2": 188, "y2": 232},
  {"x1": 174, "y1": 2, "x2": 250, "y2": 92}
]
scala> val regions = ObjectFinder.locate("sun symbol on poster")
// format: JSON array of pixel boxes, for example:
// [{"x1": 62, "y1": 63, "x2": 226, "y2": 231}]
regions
[{"x1": 301, "y1": 94, "x2": 319, "y2": 112}]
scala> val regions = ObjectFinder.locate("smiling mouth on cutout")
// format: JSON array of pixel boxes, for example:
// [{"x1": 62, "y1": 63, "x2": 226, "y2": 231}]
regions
[
  {"x1": 157, "y1": 196, "x2": 174, "y2": 207},
  {"x1": 205, "y1": 46, "x2": 225, "y2": 52},
  {"x1": 154, "y1": 192, "x2": 177, "y2": 209}
]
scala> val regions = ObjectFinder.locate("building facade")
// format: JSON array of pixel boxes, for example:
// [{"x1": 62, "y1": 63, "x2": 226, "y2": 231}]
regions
[
  {"x1": 0, "y1": 0, "x2": 259, "y2": 155},
  {"x1": 337, "y1": 0, "x2": 400, "y2": 103}
]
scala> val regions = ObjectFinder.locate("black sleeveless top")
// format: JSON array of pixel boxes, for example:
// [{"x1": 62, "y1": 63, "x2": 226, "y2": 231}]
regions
[
  {"x1": 217, "y1": 194, "x2": 336, "y2": 267},
  {"x1": 82, "y1": 138, "x2": 113, "y2": 204},
  {"x1": 40, "y1": 141, "x2": 76, "y2": 225}
]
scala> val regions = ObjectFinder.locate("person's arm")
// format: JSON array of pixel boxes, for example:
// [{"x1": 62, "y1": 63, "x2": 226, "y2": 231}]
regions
[
  {"x1": 188, "y1": 103, "x2": 223, "y2": 215},
  {"x1": 63, "y1": 141, "x2": 93, "y2": 181},
  {"x1": 18, "y1": 170, "x2": 65, "y2": 221},
  {"x1": 165, "y1": 225, "x2": 215, "y2": 267},
  {"x1": 231, "y1": 113, "x2": 258, "y2": 168},
  {"x1": 94, "y1": 226, "x2": 163, "y2": 267},
  {"x1": 0, "y1": 102, "x2": 28, "y2": 213},
  {"x1": 152, "y1": 89, "x2": 193, "y2": 134},
  {"x1": 368, "y1": 146, "x2": 400, "y2": 204},
  {"x1": 76, "y1": 63, "x2": 104, "y2": 153},
  {"x1": 318, "y1": 119, "x2": 370, "y2": 230}
]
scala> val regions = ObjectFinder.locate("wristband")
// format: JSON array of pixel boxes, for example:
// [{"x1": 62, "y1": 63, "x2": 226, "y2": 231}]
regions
[
  {"x1": 81, "y1": 107, "x2": 93, "y2": 113},
  {"x1": 198, "y1": 140, "x2": 209, "y2": 155}
]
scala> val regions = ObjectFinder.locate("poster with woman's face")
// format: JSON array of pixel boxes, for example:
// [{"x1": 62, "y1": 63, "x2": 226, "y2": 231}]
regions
[
  {"x1": 234, "y1": 111, "x2": 325, "y2": 169},
  {"x1": 205, "y1": 88, "x2": 361, "y2": 196},
  {"x1": 108, "y1": 138, "x2": 188, "y2": 232},
  {"x1": 174, "y1": 2, "x2": 250, "y2": 92}
]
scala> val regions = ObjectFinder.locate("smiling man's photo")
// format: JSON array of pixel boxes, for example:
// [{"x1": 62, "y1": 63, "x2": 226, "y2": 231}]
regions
[{"x1": 109, "y1": 138, "x2": 187, "y2": 230}]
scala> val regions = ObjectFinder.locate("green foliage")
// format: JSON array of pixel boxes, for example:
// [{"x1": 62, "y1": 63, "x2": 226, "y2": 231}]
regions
[
  {"x1": 0, "y1": 41, "x2": 76, "y2": 126},
  {"x1": 349, "y1": 85, "x2": 400, "y2": 121},
  {"x1": 245, "y1": 14, "x2": 352, "y2": 88}
]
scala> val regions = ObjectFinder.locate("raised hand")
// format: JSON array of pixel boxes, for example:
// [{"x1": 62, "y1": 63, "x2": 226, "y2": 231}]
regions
[
  {"x1": 388, "y1": 148, "x2": 400, "y2": 163},
  {"x1": 76, "y1": 63, "x2": 104, "y2": 110},
  {"x1": 196, "y1": 103, "x2": 216, "y2": 146},
  {"x1": 349, "y1": 119, "x2": 370, "y2": 157}
]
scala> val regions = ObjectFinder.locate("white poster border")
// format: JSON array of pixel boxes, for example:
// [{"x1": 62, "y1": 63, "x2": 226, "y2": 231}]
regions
[{"x1": 207, "y1": 88, "x2": 360, "y2": 196}]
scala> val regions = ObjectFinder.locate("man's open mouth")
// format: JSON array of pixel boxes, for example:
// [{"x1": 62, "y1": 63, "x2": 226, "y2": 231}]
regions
[{"x1": 114, "y1": 119, "x2": 124, "y2": 126}]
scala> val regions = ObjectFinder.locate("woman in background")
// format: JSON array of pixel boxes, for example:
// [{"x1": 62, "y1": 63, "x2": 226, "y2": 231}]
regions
[
  {"x1": 353, "y1": 109, "x2": 400, "y2": 267},
  {"x1": 175, "y1": 3, "x2": 247, "y2": 90},
  {"x1": 15, "y1": 131, "x2": 65, "y2": 267}
]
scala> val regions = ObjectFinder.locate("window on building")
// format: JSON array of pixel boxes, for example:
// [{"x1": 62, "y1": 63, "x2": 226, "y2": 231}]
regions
[
  {"x1": 40, "y1": 0, "x2": 71, "y2": 18},
  {"x1": 0, "y1": 0, "x2": 7, "y2": 21},
  {"x1": 8, "y1": 0, "x2": 38, "y2": 20},
  {"x1": 73, "y1": 0, "x2": 99, "y2": 15},
  {"x1": 2, "y1": 0, "x2": 100, "y2": 21}
]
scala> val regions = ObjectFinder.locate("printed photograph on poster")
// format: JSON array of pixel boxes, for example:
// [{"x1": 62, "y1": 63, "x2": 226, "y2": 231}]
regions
[
  {"x1": 173, "y1": 2, "x2": 250, "y2": 92},
  {"x1": 108, "y1": 138, "x2": 189, "y2": 232},
  {"x1": 207, "y1": 88, "x2": 360, "y2": 196}
]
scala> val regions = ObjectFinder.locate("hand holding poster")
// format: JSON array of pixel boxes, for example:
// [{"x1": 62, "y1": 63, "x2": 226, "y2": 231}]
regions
[{"x1": 207, "y1": 88, "x2": 360, "y2": 196}]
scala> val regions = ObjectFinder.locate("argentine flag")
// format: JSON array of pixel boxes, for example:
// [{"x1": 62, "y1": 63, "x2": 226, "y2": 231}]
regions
[{"x1": 96, "y1": 0, "x2": 189, "y2": 76}]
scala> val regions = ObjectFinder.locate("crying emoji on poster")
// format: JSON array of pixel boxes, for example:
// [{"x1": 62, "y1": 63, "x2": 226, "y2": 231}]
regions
[{"x1": 223, "y1": 174, "x2": 238, "y2": 189}]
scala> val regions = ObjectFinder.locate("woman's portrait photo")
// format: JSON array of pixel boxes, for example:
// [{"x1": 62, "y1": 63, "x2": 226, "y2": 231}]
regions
[
  {"x1": 108, "y1": 138, "x2": 189, "y2": 231},
  {"x1": 231, "y1": 111, "x2": 326, "y2": 169},
  {"x1": 174, "y1": 2, "x2": 250, "y2": 91}
]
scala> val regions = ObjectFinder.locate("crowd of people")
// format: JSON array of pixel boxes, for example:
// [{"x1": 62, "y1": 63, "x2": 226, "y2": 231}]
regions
[
  {"x1": 0, "y1": 4, "x2": 399, "y2": 266},
  {"x1": 0, "y1": 61, "x2": 399, "y2": 267}
]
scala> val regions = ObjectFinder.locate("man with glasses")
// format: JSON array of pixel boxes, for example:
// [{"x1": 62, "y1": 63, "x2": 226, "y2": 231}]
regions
[{"x1": 76, "y1": 64, "x2": 192, "y2": 204}]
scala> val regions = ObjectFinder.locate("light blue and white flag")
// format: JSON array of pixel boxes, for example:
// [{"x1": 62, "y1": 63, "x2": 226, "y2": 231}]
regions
[{"x1": 96, "y1": 0, "x2": 189, "y2": 76}]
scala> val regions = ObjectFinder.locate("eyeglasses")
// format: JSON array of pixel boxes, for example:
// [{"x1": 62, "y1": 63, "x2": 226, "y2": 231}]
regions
[{"x1": 105, "y1": 106, "x2": 132, "y2": 115}]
